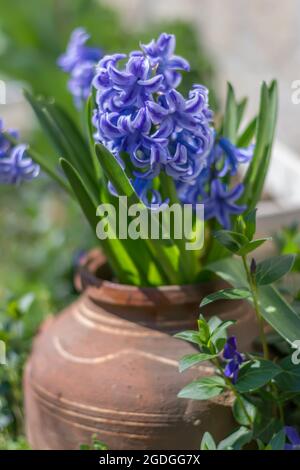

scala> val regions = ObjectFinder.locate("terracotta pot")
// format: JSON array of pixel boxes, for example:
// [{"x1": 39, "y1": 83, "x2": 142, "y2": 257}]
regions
[{"x1": 24, "y1": 250, "x2": 258, "y2": 450}]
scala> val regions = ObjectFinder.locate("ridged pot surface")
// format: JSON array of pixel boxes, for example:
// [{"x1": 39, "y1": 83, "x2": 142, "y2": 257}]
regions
[{"x1": 24, "y1": 250, "x2": 258, "y2": 450}]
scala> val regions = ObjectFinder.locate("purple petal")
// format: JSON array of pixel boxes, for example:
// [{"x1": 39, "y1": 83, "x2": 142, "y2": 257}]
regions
[
  {"x1": 138, "y1": 74, "x2": 164, "y2": 93},
  {"x1": 167, "y1": 55, "x2": 190, "y2": 71}
]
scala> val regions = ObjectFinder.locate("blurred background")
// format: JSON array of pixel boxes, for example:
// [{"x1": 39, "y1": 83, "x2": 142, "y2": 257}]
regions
[{"x1": 1, "y1": 0, "x2": 300, "y2": 449}]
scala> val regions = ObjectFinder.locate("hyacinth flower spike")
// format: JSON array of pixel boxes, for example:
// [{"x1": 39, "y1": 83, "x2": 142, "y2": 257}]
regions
[
  {"x1": 0, "y1": 119, "x2": 39, "y2": 185},
  {"x1": 58, "y1": 28, "x2": 103, "y2": 107}
]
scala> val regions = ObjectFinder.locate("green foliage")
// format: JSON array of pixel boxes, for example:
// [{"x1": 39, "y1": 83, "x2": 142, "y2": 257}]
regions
[
  {"x1": 80, "y1": 434, "x2": 108, "y2": 450},
  {"x1": 200, "y1": 288, "x2": 252, "y2": 307},
  {"x1": 217, "y1": 426, "x2": 253, "y2": 450},
  {"x1": 178, "y1": 376, "x2": 226, "y2": 400},
  {"x1": 235, "y1": 360, "x2": 281, "y2": 393},
  {"x1": 200, "y1": 432, "x2": 216, "y2": 450},
  {"x1": 0, "y1": 293, "x2": 47, "y2": 445},
  {"x1": 177, "y1": 209, "x2": 300, "y2": 450},
  {"x1": 275, "y1": 223, "x2": 300, "y2": 272},
  {"x1": 255, "y1": 255, "x2": 295, "y2": 286},
  {"x1": 240, "y1": 81, "x2": 278, "y2": 212}
]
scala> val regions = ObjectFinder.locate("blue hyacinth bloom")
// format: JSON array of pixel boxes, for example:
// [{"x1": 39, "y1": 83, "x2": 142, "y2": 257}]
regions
[
  {"x1": 223, "y1": 336, "x2": 244, "y2": 384},
  {"x1": 141, "y1": 32, "x2": 190, "y2": 89},
  {"x1": 0, "y1": 144, "x2": 39, "y2": 185},
  {"x1": 92, "y1": 33, "x2": 214, "y2": 186},
  {"x1": 203, "y1": 179, "x2": 246, "y2": 229},
  {"x1": 58, "y1": 28, "x2": 103, "y2": 107},
  {"x1": 211, "y1": 137, "x2": 254, "y2": 176},
  {"x1": 0, "y1": 119, "x2": 18, "y2": 157}
]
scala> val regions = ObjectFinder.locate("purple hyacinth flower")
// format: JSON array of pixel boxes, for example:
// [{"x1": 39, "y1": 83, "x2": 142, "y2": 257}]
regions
[
  {"x1": 284, "y1": 426, "x2": 300, "y2": 450},
  {"x1": 58, "y1": 28, "x2": 102, "y2": 73},
  {"x1": 58, "y1": 28, "x2": 103, "y2": 108},
  {"x1": 212, "y1": 137, "x2": 254, "y2": 176},
  {"x1": 147, "y1": 89, "x2": 204, "y2": 136},
  {"x1": 223, "y1": 336, "x2": 244, "y2": 384},
  {"x1": 141, "y1": 33, "x2": 190, "y2": 89},
  {"x1": 68, "y1": 60, "x2": 98, "y2": 107},
  {"x1": 0, "y1": 144, "x2": 39, "y2": 185},
  {"x1": 203, "y1": 179, "x2": 247, "y2": 229},
  {"x1": 92, "y1": 33, "x2": 213, "y2": 188},
  {"x1": 0, "y1": 119, "x2": 18, "y2": 157}
]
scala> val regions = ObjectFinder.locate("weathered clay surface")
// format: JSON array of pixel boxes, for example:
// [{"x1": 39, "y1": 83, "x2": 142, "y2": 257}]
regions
[{"x1": 24, "y1": 250, "x2": 258, "y2": 450}]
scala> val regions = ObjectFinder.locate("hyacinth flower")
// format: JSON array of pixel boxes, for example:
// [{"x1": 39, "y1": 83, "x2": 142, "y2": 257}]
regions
[
  {"x1": 91, "y1": 33, "x2": 257, "y2": 228},
  {"x1": 58, "y1": 28, "x2": 103, "y2": 107},
  {"x1": 0, "y1": 119, "x2": 39, "y2": 185},
  {"x1": 177, "y1": 136, "x2": 253, "y2": 228},
  {"x1": 223, "y1": 336, "x2": 244, "y2": 384},
  {"x1": 141, "y1": 32, "x2": 190, "y2": 89},
  {"x1": 210, "y1": 137, "x2": 254, "y2": 177},
  {"x1": 284, "y1": 427, "x2": 300, "y2": 450},
  {"x1": 17, "y1": 29, "x2": 277, "y2": 286},
  {"x1": 92, "y1": 33, "x2": 215, "y2": 208}
]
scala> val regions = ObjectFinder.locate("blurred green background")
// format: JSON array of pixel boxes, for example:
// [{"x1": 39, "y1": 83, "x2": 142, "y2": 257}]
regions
[{"x1": 0, "y1": 0, "x2": 216, "y2": 449}]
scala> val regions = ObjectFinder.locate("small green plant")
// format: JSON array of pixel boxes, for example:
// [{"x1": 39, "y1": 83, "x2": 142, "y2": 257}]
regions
[
  {"x1": 0, "y1": 294, "x2": 43, "y2": 446},
  {"x1": 176, "y1": 210, "x2": 300, "y2": 450},
  {"x1": 80, "y1": 434, "x2": 108, "y2": 450}
]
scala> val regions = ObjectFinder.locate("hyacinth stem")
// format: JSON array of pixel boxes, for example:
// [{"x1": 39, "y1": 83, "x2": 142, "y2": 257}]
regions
[{"x1": 159, "y1": 173, "x2": 199, "y2": 283}]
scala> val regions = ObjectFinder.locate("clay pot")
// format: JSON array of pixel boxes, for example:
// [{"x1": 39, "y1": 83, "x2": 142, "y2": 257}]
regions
[{"x1": 24, "y1": 250, "x2": 258, "y2": 450}]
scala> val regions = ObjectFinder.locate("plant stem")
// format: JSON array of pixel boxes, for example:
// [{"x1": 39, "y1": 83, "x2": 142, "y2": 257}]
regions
[
  {"x1": 213, "y1": 358, "x2": 253, "y2": 428},
  {"x1": 242, "y1": 256, "x2": 285, "y2": 424},
  {"x1": 241, "y1": 255, "x2": 269, "y2": 360}
]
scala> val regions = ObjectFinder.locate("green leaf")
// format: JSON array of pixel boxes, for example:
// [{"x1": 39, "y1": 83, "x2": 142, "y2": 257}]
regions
[
  {"x1": 255, "y1": 255, "x2": 295, "y2": 286},
  {"x1": 25, "y1": 91, "x2": 99, "y2": 199},
  {"x1": 198, "y1": 315, "x2": 211, "y2": 344},
  {"x1": 244, "y1": 209, "x2": 257, "y2": 241},
  {"x1": 236, "y1": 97, "x2": 248, "y2": 132},
  {"x1": 241, "y1": 81, "x2": 278, "y2": 211},
  {"x1": 178, "y1": 376, "x2": 226, "y2": 400},
  {"x1": 217, "y1": 427, "x2": 253, "y2": 450},
  {"x1": 179, "y1": 353, "x2": 218, "y2": 373},
  {"x1": 60, "y1": 158, "x2": 98, "y2": 230},
  {"x1": 60, "y1": 158, "x2": 141, "y2": 285},
  {"x1": 213, "y1": 230, "x2": 248, "y2": 253},
  {"x1": 275, "y1": 356, "x2": 300, "y2": 392},
  {"x1": 174, "y1": 330, "x2": 202, "y2": 345},
  {"x1": 95, "y1": 143, "x2": 184, "y2": 284},
  {"x1": 206, "y1": 257, "x2": 300, "y2": 345},
  {"x1": 200, "y1": 432, "x2": 217, "y2": 450},
  {"x1": 235, "y1": 359, "x2": 281, "y2": 393},
  {"x1": 237, "y1": 117, "x2": 257, "y2": 147},
  {"x1": 210, "y1": 324, "x2": 235, "y2": 353},
  {"x1": 222, "y1": 82, "x2": 237, "y2": 142},
  {"x1": 200, "y1": 288, "x2": 251, "y2": 307},
  {"x1": 233, "y1": 397, "x2": 257, "y2": 426},
  {"x1": 237, "y1": 238, "x2": 271, "y2": 256},
  {"x1": 268, "y1": 429, "x2": 286, "y2": 451}
]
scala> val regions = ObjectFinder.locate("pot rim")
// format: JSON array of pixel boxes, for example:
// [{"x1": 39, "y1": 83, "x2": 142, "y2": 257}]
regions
[{"x1": 75, "y1": 249, "x2": 225, "y2": 307}]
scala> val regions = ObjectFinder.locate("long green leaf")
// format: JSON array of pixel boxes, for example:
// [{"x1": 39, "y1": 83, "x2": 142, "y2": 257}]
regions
[
  {"x1": 237, "y1": 117, "x2": 257, "y2": 147},
  {"x1": 60, "y1": 158, "x2": 142, "y2": 285},
  {"x1": 25, "y1": 90, "x2": 99, "y2": 201},
  {"x1": 95, "y1": 143, "x2": 185, "y2": 284},
  {"x1": 222, "y1": 82, "x2": 238, "y2": 143},
  {"x1": 207, "y1": 257, "x2": 300, "y2": 345},
  {"x1": 241, "y1": 81, "x2": 278, "y2": 210}
]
